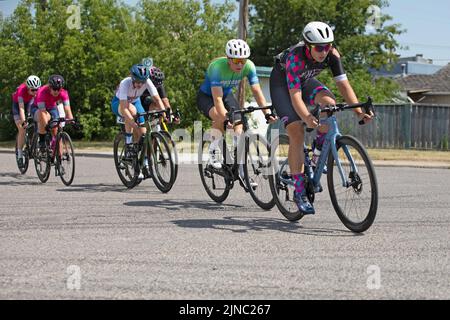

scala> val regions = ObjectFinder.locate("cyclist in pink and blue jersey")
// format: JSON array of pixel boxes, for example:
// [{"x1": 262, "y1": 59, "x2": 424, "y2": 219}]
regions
[{"x1": 270, "y1": 21, "x2": 373, "y2": 215}]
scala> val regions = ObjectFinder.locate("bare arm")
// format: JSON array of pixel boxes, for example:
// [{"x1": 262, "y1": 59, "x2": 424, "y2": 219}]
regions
[
  {"x1": 211, "y1": 86, "x2": 227, "y2": 121},
  {"x1": 336, "y1": 80, "x2": 373, "y2": 123}
]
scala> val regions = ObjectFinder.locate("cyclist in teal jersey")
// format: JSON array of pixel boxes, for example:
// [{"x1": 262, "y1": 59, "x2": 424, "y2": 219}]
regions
[{"x1": 197, "y1": 39, "x2": 277, "y2": 174}]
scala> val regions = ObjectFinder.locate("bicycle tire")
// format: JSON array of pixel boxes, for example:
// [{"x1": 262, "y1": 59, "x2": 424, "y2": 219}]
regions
[
  {"x1": 149, "y1": 132, "x2": 175, "y2": 193},
  {"x1": 244, "y1": 133, "x2": 275, "y2": 210},
  {"x1": 327, "y1": 135, "x2": 378, "y2": 233},
  {"x1": 198, "y1": 138, "x2": 230, "y2": 203},
  {"x1": 57, "y1": 132, "x2": 76, "y2": 186},
  {"x1": 33, "y1": 135, "x2": 51, "y2": 183},
  {"x1": 113, "y1": 132, "x2": 140, "y2": 188},
  {"x1": 159, "y1": 130, "x2": 179, "y2": 182},
  {"x1": 15, "y1": 133, "x2": 29, "y2": 174},
  {"x1": 268, "y1": 134, "x2": 304, "y2": 221}
]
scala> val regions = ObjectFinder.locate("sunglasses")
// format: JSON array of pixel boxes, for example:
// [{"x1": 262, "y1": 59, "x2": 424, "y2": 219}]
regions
[
  {"x1": 310, "y1": 43, "x2": 332, "y2": 53},
  {"x1": 50, "y1": 87, "x2": 61, "y2": 92},
  {"x1": 132, "y1": 79, "x2": 146, "y2": 85},
  {"x1": 230, "y1": 58, "x2": 247, "y2": 65},
  {"x1": 30, "y1": 89, "x2": 38, "y2": 92}
]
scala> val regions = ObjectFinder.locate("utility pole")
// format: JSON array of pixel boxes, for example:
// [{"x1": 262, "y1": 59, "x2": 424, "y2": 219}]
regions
[{"x1": 237, "y1": 0, "x2": 249, "y2": 109}]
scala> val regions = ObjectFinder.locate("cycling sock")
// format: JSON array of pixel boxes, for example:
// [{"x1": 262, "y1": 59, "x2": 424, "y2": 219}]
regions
[
  {"x1": 17, "y1": 149, "x2": 23, "y2": 158},
  {"x1": 293, "y1": 173, "x2": 305, "y2": 194},
  {"x1": 125, "y1": 133, "x2": 133, "y2": 144}
]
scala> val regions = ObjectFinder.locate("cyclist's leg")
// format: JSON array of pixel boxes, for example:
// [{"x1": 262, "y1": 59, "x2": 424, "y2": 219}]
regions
[
  {"x1": 303, "y1": 78, "x2": 336, "y2": 138},
  {"x1": 197, "y1": 90, "x2": 225, "y2": 168},
  {"x1": 270, "y1": 67, "x2": 314, "y2": 214},
  {"x1": 35, "y1": 109, "x2": 51, "y2": 149},
  {"x1": 12, "y1": 102, "x2": 26, "y2": 151},
  {"x1": 133, "y1": 99, "x2": 147, "y2": 141}
]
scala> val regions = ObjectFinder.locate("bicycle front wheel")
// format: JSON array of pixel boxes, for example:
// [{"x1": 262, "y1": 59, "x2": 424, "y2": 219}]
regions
[
  {"x1": 57, "y1": 132, "x2": 75, "y2": 186},
  {"x1": 16, "y1": 133, "x2": 29, "y2": 174},
  {"x1": 327, "y1": 135, "x2": 378, "y2": 233},
  {"x1": 244, "y1": 133, "x2": 275, "y2": 210},
  {"x1": 160, "y1": 130, "x2": 179, "y2": 182},
  {"x1": 198, "y1": 138, "x2": 230, "y2": 203},
  {"x1": 268, "y1": 134, "x2": 304, "y2": 221},
  {"x1": 149, "y1": 132, "x2": 175, "y2": 193},
  {"x1": 33, "y1": 136, "x2": 51, "y2": 183},
  {"x1": 113, "y1": 132, "x2": 140, "y2": 188}
]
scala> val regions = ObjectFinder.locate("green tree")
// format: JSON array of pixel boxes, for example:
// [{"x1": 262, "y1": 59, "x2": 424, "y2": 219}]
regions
[
  {"x1": 137, "y1": 0, "x2": 236, "y2": 126},
  {"x1": 0, "y1": 0, "x2": 236, "y2": 141},
  {"x1": 248, "y1": 0, "x2": 404, "y2": 102}
]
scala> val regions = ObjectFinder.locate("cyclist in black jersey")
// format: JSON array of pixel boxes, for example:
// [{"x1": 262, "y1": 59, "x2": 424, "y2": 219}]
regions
[{"x1": 270, "y1": 21, "x2": 373, "y2": 215}]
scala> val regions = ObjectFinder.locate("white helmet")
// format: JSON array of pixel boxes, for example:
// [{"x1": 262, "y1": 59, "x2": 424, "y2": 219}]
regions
[
  {"x1": 26, "y1": 75, "x2": 41, "y2": 90},
  {"x1": 302, "y1": 21, "x2": 334, "y2": 44},
  {"x1": 225, "y1": 39, "x2": 250, "y2": 59}
]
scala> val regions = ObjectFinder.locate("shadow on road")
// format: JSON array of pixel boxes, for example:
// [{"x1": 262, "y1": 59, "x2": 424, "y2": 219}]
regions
[
  {"x1": 56, "y1": 183, "x2": 146, "y2": 193},
  {"x1": 171, "y1": 216, "x2": 361, "y2": 237},
  {"x1": 123, "y1": 199, "x2": 245, "y2": 211},
  {"x1": 0, "y1": 172, "x2": 42, "y2": 185}
]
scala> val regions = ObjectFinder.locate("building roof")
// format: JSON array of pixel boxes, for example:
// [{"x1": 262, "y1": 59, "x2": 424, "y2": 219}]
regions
[{"x1": 396, "y1": 63, "x2": 450, "y2": 92}]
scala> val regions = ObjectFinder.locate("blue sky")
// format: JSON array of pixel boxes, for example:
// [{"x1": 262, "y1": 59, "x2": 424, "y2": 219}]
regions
[{"x1": 1, "y1": 0, "x2": 449, "y2": 65}]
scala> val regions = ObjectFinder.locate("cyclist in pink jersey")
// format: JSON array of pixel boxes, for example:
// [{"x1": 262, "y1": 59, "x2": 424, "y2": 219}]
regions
[
  {"x1": 12, "y1": 75, "x2": 41, "y2": 168},
  {"x1": 31, "y1": 75, "x2": 74, "y2": 149}
]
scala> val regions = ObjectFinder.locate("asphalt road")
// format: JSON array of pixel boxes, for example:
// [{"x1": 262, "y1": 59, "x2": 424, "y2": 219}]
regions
[{"x1": 0, "y1": 152, "x2": 449, "y2": 300}]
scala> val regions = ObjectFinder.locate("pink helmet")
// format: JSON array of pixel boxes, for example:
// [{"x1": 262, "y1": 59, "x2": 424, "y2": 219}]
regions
[{"x1": 149, "y1": 67, "x2": 165, "y2": 86}]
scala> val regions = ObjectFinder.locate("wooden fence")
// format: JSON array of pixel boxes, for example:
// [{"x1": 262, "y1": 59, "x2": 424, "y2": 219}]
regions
[{"x1": 267, "y1": 104, "x2": 450, "y2": 150}]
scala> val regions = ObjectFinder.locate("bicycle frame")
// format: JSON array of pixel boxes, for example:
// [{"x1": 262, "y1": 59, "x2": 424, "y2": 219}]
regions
[{"x1": 309, "y1": 115, "x2": 359, "y2": 189}]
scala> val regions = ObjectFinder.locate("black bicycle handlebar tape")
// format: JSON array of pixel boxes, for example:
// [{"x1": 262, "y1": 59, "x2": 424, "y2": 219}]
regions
[
  {"x1": 358, "y1": 96, "x2": 374, "y2": 125},
  {"x1": 306, "y1": 105, "x2": 321, "y2": 133}
]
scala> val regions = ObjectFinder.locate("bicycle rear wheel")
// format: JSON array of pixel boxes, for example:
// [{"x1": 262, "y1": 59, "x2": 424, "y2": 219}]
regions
[
  {"x1": 113, "y1": 132, "x2": 140, "y2": 188},
  {"x1": 244, "y1": 133, "x2": 275, "y2": 210},
  {"x1": 15, "y1": 133, "x2": 29, "y2": 174},
  {"x1": 198, "y1": 138, "x2": 230, "y2": 203},
  {"x1": 33, "y1": 135, "x2": 51, "y2": 183},
  {"x1": 327, "y1": 135, "x2": 378, "y2": 233},
  {"x1": 268, "y1": 134, "x2": 304, "y2": 221},
  {"x1": 57, "y1": 132, "x2": 75, "y2": 186},
  {"x1": 149, "y1": 132, "x2": 175, "y2": 193}
]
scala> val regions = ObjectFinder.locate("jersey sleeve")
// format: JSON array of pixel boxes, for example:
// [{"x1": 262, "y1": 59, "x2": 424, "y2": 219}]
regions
[
  {"x1": 157, "y1": 85, "x2": 167, "y2": 99},
  {"x1": 285, "y1": 51, "x2": 306, "y2": 90},
  {"x1": 329, "y1": 48, "x2": 347, "y2": 82},
  {"x1": 17, "y1": 86, "x2": 27, "y2": 104},
  {"x1": 245, "y1": 60, "x2": 259, "y2": 86},
  {"x1": 145, "y1": 79, "x2": 158, "y2": 96},
  {"x1": 117, "y1": 79, "x2": 129, "y2": 101},
  {"x1": 207, "y1": 62, "x2": 223, "y2": 88},
  {"x1": 35, "y1": 89, "x2": 47, "y2": 110},
  {"x1": 60, "y1": 90, "x2": 70, "y2": 107}
]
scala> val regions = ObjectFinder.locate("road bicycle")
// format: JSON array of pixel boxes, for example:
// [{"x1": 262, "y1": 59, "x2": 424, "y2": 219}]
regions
[
  {"x1": 198, "y1": 106, "x2": 275, "y2": 210},
  {"x1": 15, "y1": 115, "x2": 37, "y2": 174},
  {"x1": 33, "y1": 118, "x2": 79, "y2": 186},
  {"x1": 113, "y1": 110, "x2": 175, "y2": 192},
  {"x1": 269, "y1": 98, "x2": 378, "y2": 233}
]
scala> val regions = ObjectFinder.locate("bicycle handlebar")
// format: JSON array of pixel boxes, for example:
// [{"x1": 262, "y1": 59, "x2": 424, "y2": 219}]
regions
[
  {"x1": 45, "y1": 118, "x2": 80, "y2": 131},
  {"x1": 225, "y1": 106, "x2": 274, "y2": 128},
  {"x1": 306, "y1": 97, "x2": 375, "y2": 132}
]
